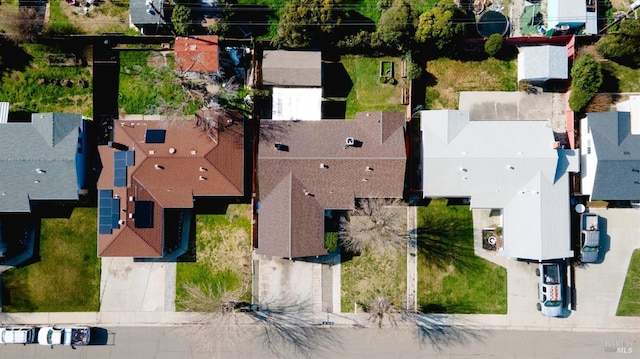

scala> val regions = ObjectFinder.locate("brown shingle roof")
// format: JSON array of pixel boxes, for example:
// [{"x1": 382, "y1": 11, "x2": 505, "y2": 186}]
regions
[
  {"x1": 97, "y1": 118, "x2": 244, "y2": 257},
  {"x1": 261, "y1": 50, "x2": 322, "y2": 87},
  {"x1": 257, "y1": 112, "x2": 406, "y2": 258},
  {"x1": 174, "y1": 36, "x2": 219, "y2": 73}
]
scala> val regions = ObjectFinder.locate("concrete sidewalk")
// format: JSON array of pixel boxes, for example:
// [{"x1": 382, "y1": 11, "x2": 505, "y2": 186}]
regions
[{"x1": 2, "y1": 311, "x2": 640, "y2": 333}]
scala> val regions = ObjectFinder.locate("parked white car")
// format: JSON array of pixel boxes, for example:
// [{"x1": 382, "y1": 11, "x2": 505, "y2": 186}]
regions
[
  {"x1": 38, "y1": 326, "x2": 90, "y2": 348},
  {"x1": 0, "y1": 326, "x2": 37, "y2": 345}
]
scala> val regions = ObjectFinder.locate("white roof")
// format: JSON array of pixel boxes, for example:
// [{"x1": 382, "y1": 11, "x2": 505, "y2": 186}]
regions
[
  {"x1": 421, "y1": 110, "x2": 575, "y2": 260},
  {"x1": 271, "y1": 87, "x2": 322, "y2": 121},
  {"x1": 547, "y1": 0, "x2": 586, "y2": 29},
  {"x1": 517, "y1": 46, "x2": 568, "y2": 82}
]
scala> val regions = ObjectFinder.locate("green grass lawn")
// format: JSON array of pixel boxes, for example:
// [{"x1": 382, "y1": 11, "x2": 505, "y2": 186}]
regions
[
  {"x1": 617, "y1": 249, "x2": 640, "y2": 316},
  {"x1": 1, "y1": 208, "x2": 100, "y2": 312},
  {"x1": 0, "y1": 43, "x2": 93, "y2": 116},
  {"x1": 119, "y1": 51, "x2": 201, "y2": 116},
  {"x1": 341, "y1": 249, "x2": 407, "y2": 312},
  {"x1": 175, "y1": 204, "x2": 252, "y2": 311},
  {"x1": 600, "y1": 61, "x2": 640, "y2": 93},
  {"x1": 416, "y1": 199, "x2": 507, "y2": 314},
  {"x1": 425, "y1": 57, "x2": 517, "y2": 110},
  {"x1": 340, "y1": 55, "x2": 407, "y2": 119}
]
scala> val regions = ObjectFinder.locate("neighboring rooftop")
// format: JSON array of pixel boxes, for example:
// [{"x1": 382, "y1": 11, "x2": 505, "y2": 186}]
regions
[
  {"x1": 421, "y1": 110, "x2": 577, "y2": 261},
  {"x1": 129, "y1": 0, "x2": 165, "y2": 31},
  {"x1": 174, "y1": 36, "x2": 219, "y2": 73},
  {"x1": 0, "y1": 113, "x2": 85, "y2": 213},
  {"x1": 547, "y1": 0, "x2": 597, "y2": 35},
  {"x1": 97, "y1": 116, "x2": 244, "y2": 257},
  {"x1": 261, "y1": 50, "x2": 322, "y2": 87},
  {"x1": 257, "y1": 112, "x2": 406, "y2": 258},
  {"x1": 581, "y1": 110, "x2": 640, "y2": 201}
]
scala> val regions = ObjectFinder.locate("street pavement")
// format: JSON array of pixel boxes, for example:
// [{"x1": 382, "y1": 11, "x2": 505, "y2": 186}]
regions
[{"x1": 0, "y1": 326, "x2": 638, "y2": 359}]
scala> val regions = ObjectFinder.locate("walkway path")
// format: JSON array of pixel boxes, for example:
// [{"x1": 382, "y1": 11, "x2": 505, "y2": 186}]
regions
[{"x1": 406, "y1": 206, "x2": 418, "y2": 312}]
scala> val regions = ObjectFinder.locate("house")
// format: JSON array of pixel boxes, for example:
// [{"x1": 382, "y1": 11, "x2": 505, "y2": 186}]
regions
[
  {"x1": 421, "y1": 110, "x2": 578, "y2": 261},
  {"x1": 517, "y1": 45, "x2": 568, "y2": 86},
  {"x1": 261, "y1": 50, "x2": 322, "y2": 121},
  {"x1": 129, "y1": 0, "x2": 166, "y2": 35},
  {"x1": 256, "y1": 112, "x2": 406, "y2": 258},
  {"x1": 0, "y1": 112, "x2": 90, "y2": 264},
  {"x1": 546, "y1": 0, "x2": 597, "y2": 35},
  {"x1": 580, "y1": 97, "x2": 640, "y2": 202},
  {"x1": 174, "y1": 36, "x2": 219, "y2": 73},
  {"x1": 97, "y1": 115, "x2": 244, "y2": 257}
]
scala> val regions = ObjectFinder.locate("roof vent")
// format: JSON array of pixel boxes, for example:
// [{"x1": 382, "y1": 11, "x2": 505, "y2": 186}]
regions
[
  {"x1": 155, "y1": 164, "x2": 164, "y2": 170},
  {"x1": 149, "y1": 150, "x2": 155, "y2": 155},
  {"x1": 35, "y1": 168, "x2": 46, "y2": 174},
  {"x1": 199, "y1": 167, "x2": 207, "y2": 172},
  {"x1": 274, "y1": 143, "x2": 289, "y2": 151},
  {"x1": 34, "y1": 179, "x2": 40, "y2": 183},
  {"x1": 506, "y1": 165, "x2": 514, "y2": 170},
  {"x1": 169, "y1": 147, "x2": 176, "y2": 154},
  {"x1": 346, "y1": 137, "x2": 355, "y2": 146},
  {"x1": 118, "y1": 220, "x2": 126, "y2": 226},
  {"x1": 320, "y1": 163, "x2": 328, "y2": 169},
  {"x1": 362, "y1": 178, "x2": 368, "y2": 182},
  {"x1": 191, "y1": 150, "x2": 197, "y2": 155},
  {"x1": 365, "y1": 166, "x2": 373, "y2": 172},
  {"x1": 199, "y1": 176, "x2": 207, "y2": 181}
]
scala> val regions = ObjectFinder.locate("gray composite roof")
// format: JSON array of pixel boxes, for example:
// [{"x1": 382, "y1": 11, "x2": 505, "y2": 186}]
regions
[
  {"x1": 261, "y1": 50, "x2": 322, "y2": 87},
  {"x1": 129, "y1": 0, "x2": 165, "y2": 26},
  {"x1": 0, "y1": 113, "x2": 81, "y2": 212},
  {"x1": 257, "y1": 112, "x2": 406, "y2": 258},
  {"x1": 421, "y1": 110, "x2": 576, "y2": 261},
  {"x1": 587, "y1": 111, "x2": 640, "y2": 200},
  {"x1": 517, "y1": 45, "x2": 568, "y2": 82}
]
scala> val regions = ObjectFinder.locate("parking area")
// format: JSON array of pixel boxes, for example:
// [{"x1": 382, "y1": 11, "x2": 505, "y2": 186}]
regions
[{"x1": 573, "y1": 208, "x2": 640, "y2": 316}]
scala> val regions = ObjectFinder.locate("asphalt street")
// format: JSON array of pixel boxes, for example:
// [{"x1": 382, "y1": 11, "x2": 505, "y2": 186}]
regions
[{"x1": 0, "y1": 326, "x2": 638, "y2": 359}]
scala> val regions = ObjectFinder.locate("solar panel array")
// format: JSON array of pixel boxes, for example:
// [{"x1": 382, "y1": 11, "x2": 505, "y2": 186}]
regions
[
  {"x1": 113, "y1": 151, "x2": 134, "y2": 187},
  {"x1": 145, "y1": 129, "x2": 166, "y2": 144},
  {"x1": 99, "y1": 190, "x2": 121, "y2": 234}
]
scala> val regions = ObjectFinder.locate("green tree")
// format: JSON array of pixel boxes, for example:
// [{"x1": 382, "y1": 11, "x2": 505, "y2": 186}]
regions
[
  {"x1": 275, "y1": 0, "x2": 341, "y2": 48},
  {"x1": 172, "y1": 4, "x2": 192, "y2": 36},
  {"x1": 415, "y1": 0, "x2": 466, "y2": 51},
  {"x1": 375, "y1": 0, "x2": 417, "y2": 52},
  {"x1": 568, "y1": 54, "x2": 603, "y2": 112},
  {"x1": 484, "y1": 33, "x2": 504, "y2": 57},
  {"x1": 596, "y1": 19, "x2": 640, "y2": 67}
]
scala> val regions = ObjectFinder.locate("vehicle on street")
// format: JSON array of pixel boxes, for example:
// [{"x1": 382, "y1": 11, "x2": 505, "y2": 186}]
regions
[
  {"x1": 0, "y1": 326, "x2": 37, "y2": 345},
  {"x1": 37, "y1": 326, "x2": 90, "y2": 348},
  {"x1": 580, "y1": 213, "x2": 600, "y2": 263},
  {"x1": 535, "y1": 262, "x2": 565, "y2": 317}
]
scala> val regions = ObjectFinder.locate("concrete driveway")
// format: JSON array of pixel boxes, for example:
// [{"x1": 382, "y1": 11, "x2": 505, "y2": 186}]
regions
[
  {"x1": 573, "y1": 208, "x2": 640, "y2": 316},
  {"x1": 99, "y1": 257, "x2": 176, "y2": 312}
]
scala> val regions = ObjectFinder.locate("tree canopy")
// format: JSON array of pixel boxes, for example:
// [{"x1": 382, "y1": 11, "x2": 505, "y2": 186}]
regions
[
  {"x1": 596, "y1": 19, "x2": 640, "y2": 68},
  {"x1": 415, "y1": 0, "x2": 466, "y2": 51},
  {"x1": 275, "y1": 0, "x2": 342, "y2": 48},
  {"x1": 171, "y1": 5, "x2": 192, "y2": 36},
  {"x1": 484, "y1": 33, "x2": 504, "y2": 57},
  {"x1": 375, "y1": 0, "x2": 417, "y2": 52},
  {"x1": 568, "y1": 54, "x2": 603, "y2": 112}
]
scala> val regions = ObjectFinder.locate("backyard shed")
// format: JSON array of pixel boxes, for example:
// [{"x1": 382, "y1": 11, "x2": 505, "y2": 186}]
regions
[{"x1": 517, "y1": 45, "x2": 568, "y2": 84}]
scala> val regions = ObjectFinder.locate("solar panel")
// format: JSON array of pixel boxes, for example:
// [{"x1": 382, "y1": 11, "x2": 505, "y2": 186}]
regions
[
  {"x1": 125, "y1": 150, "x2": 135, "y2": 166},
  {"x1": 134, "y1": 201, "x2": 154, "y2": 228},
  {"x1": 145, "y1": 129, "x2": 166, "y2": 144},
  {"x1": 99, "y1": 190, "x2": 113, "y2": 234},
  {"x1": 111, "y1": 198, "x2": 120, "y2": 228},
  {"x1": 114, "y1": 151, "x2": 127, "y2": 187}
]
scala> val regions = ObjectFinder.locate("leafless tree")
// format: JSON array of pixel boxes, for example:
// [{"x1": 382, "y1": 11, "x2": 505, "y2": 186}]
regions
[
  {"x1": 366, "y1": 296, "x2": 400, "y2": 328},
  {"x1": 1, "y1": 7, "x2": 44, "y2": 43},
  {"x1": 339, "y1": 198, "x2": 407, "y2": 256}
]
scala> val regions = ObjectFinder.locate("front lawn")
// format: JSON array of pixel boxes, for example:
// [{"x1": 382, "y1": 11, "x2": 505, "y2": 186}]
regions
[
  {"x1": 340, "y1": 55, "x2": 407, "y2": 119},
  {"x1": 425, "y1": 57, "x2": 517, "y2": 110},
  {"x1": 1, "y1": 208, "x2": 100, "y2": 312},
  {"x1": 175, "y1": 204, "x2": 252, "y2": 311},
  {"x1": 417, "y1": 199, "x2": 507, "y2": 314},
  {"x1": 617, "y1": 249, "x2": 640, "y2": 316}
]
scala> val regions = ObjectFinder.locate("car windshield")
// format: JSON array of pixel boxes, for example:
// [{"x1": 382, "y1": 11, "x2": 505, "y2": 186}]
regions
[
  {"x1": 47, "y1": 330, "x2": 53, "y2": 345},
  {"x1": 545, "y1": 301, "x2": 562, "y2": 307}
]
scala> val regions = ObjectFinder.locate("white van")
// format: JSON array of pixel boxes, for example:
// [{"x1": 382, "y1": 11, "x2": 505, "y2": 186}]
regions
[{"x1": 0, "y1": 326, "x2": 37, "y2": 345}]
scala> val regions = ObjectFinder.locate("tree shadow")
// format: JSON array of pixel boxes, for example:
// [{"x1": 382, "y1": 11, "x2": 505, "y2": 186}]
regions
[
  {"x1": 408, "y1": 314, "x2": 488, "y2": 351},
  {"x1": 0, "y1": 36, "x2": 33, "y2": 73},
  {"x1": 599, "y1": 64, "x2": 620, "y2": 93},
  {"x1": 322, "y1": 62, "x2": 353, "y2": 98},
  {"x1": 415, "y1": 216, "x2": 478, "y2": 273}
]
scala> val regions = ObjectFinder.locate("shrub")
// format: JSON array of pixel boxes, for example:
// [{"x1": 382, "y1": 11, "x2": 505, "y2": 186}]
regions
[
  {"x1": 569, "y1": 54, "x2": 603, "y2": 112},
  {"x1": 484, "y1": 33, "x2": 504, "y2": 57},
  {"x1": 596, "y1": 19, "x2": 640, "y2": 68},
  {"x1": 172, "y1": 4, "x2": 192, "y2": 36}
]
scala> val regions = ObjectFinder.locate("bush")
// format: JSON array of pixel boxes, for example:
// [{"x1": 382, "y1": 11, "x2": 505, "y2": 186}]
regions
[
  {"x1": 569, "y1": 54, "x2": 603, "y2": 112},
  {"x1": 484, "y1": 34, "x2": 504, "y2": 57},
  {"x1": 596, "y1": 19, "x2": 640, "y2": 68},
  {"x1": 172, "y1": 5, "x2": 192, "y2": 36}
]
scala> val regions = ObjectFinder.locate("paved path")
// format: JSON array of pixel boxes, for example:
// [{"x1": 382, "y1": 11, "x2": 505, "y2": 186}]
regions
[{"x1": 406, "y1": 206, "x2": 418, "y2": 312}]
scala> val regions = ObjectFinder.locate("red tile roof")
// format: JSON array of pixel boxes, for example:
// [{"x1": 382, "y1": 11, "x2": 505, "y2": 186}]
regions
[
  {"x1": 256, "y1": 112, "x2": 406, "y2": 258},
  {"x1": 98, "y1": 117, "x2": 244, "y2": 257},
  {"x1": 174, "y1": 36, "x2": 219, "y2": 73}
]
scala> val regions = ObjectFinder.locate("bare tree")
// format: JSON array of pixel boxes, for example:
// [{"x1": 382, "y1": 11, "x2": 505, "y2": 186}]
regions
[
  {"x1": 366, "y1": 296, "x2": 400, "y2": 328},
  {"x1": 339, "y1": 198, "x2": 407, "y2": 256},
  {"x1": 1, "y1": 7, "x2": 44, "y2": 43}
]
